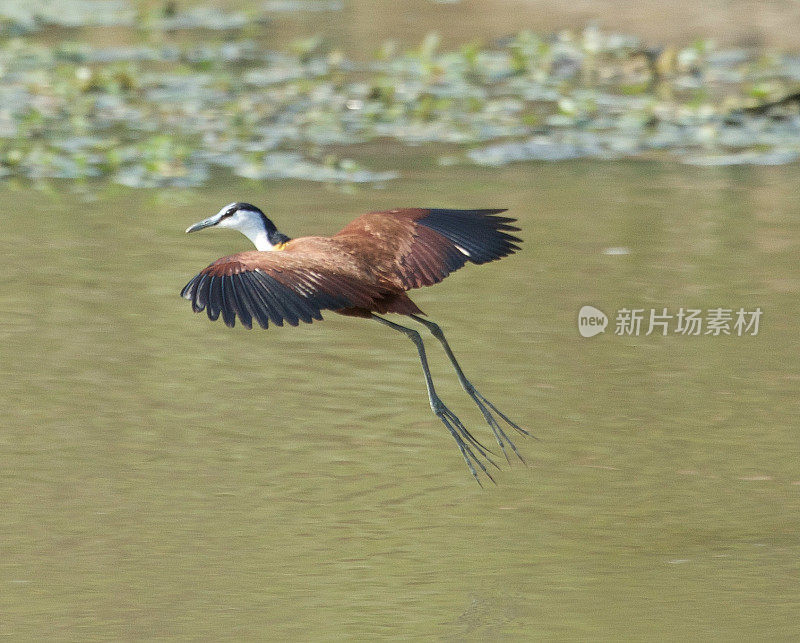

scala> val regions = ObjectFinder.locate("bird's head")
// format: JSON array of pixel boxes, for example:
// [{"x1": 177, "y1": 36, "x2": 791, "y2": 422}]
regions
[{"x1": 185, "y1": 202, "x2": 290, "y2": 251}]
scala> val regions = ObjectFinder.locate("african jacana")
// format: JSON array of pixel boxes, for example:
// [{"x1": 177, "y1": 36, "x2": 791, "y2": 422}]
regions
[{"x1": 181, "y1": 202, "x2": 529, "y2": 484}]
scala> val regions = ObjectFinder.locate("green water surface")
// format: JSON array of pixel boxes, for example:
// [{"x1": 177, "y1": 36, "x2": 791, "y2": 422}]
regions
[{"x1": 1, "y1": 161, "x2": 799, "y2": 638}]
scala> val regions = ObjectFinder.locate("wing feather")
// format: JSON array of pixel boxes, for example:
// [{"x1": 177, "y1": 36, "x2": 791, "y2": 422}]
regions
[
  {"x1": 229, "y1": 276, "x2": 253, "y2": 329},
  {"x1": 207, "y1": 276, "x2": 222, "y2": 321},
  {"x1": 333, "y1": 208, "x2": 521, "y2": 290},
  {"x1": 235, "y1": 272, "x2": 269, "y2": 329},
  {"x1": 242, "y1": 272, "x2": 282, "y2": 327},
  {"x1": 181, "y1": 250, "x2": 383, "y2": 328},
  {"x1": 219, "y1": 276, "x2": 236, "y2": 327},
  {"x1": 194, "y1": 273, "x2": 210, "y2": 312}
]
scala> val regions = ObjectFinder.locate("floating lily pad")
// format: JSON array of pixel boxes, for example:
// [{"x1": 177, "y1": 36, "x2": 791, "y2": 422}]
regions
[{"x1": 1, "y1": 19, "x2": 800, "y2": 188}]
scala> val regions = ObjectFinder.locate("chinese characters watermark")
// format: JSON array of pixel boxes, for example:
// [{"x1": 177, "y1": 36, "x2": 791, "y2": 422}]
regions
[{"x1": 579, "y1": 306, "x2": 762, "y2": 337}]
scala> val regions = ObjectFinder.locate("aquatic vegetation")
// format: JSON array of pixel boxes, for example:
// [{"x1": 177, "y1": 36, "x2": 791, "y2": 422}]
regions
[
  {"x1": 0, "y1": 0, "x2": 135, "y2": 32},
  {"x1": 1, "y1": 8, "x2": 800, "y2": 189},
  {"x1": 151, "y1": 7, "x2": 249, "y2": 31},
  {"x1": 263, "y1": 1, "x2": 344, "y2": 12},
  {"x1": 234, "y1": 152, "x2": 399, "y2": 183}
]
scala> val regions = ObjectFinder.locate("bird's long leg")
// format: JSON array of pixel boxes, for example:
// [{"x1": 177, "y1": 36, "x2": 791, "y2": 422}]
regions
[
  {"x1": 410, "y1": 314, "x2": 532, "y2": 464},
  {"x1": 371, "y1": 314, "x2": 498, "y2": 485}
]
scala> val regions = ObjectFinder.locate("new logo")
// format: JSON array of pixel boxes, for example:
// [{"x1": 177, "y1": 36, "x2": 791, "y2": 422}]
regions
[{"x1": 578, "y1": 305, "x2": 608, "y2": 337}]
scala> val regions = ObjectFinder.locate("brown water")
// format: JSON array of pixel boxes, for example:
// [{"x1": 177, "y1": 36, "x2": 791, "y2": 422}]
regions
[
  {"x1": 230, "y1": 0, "x2": 800, "y2": 53},
  {"x1": 2, "y1": 159, "x2": 799, "y2": 638}
]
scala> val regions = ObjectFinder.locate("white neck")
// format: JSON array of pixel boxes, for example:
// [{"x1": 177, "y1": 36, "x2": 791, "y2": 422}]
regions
[
  {"x1": 242, "y1": 225, "x2": 273, "y2": 251},
  {"x1": 217, "y1": 208, "x2": 276, "y2": 250}
]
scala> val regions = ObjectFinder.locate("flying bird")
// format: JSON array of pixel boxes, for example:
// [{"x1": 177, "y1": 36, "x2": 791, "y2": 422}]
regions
[{"x1": 181, "y1": 202, "x2": 529, "y2": 484}]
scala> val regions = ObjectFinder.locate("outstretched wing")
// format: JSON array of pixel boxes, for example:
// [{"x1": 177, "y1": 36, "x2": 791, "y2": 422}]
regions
[
  {"x1": 180, "y1": 250, "x2": 382, "y2": 329},
  {"x1": 333, "y1": 208, "x2": 522, "y2": 290}
]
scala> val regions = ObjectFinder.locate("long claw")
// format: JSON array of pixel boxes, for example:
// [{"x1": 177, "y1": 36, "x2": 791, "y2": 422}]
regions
[
  {"x1": 475, "y1": 389, "x2": 534, "y2": 438},
  {"x1": 458, "y1": 384, "x2": 531, "y2": 463},
  {"x1": 372, "y1": 313, "x2": 499, "y2": 485},
  {"x1": 469, "y1": 390, "x2": 528, "y2": 463},
  {"x1": 440, "y1": 414, "x2": 483, "y2": 485},
  {"x1": 472, "y1": 397, "x2": 513, "y2": 463},
  {"x1": 437, "y1": 400, "x2": 498, "y2": 483},
  {"x1": 442, "y1": 405, "x2": 498, "y2": 464},
  {"x1": 408, "y1": 315, "x2": 534, "y2": 464}
]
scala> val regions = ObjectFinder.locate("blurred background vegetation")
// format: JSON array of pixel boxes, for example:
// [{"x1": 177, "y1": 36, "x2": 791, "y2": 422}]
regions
[
  {"x1": 3, "y1": 0, "x2": 800, "y2": 187},
  {"x1": 2, "y1": 1, "x2": 799, "y2": 639}
]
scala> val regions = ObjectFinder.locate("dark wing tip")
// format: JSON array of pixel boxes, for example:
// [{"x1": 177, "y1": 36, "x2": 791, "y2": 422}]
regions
[
  {"x1": 181, "y1": 260, "x2": 368, "y2": 329},
  {"x1": 180, "y1": 274, "x2": 199, "y2": 300},
  {"x1": 418, "y1": 208, "x2": 523, "y2": 264}
]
